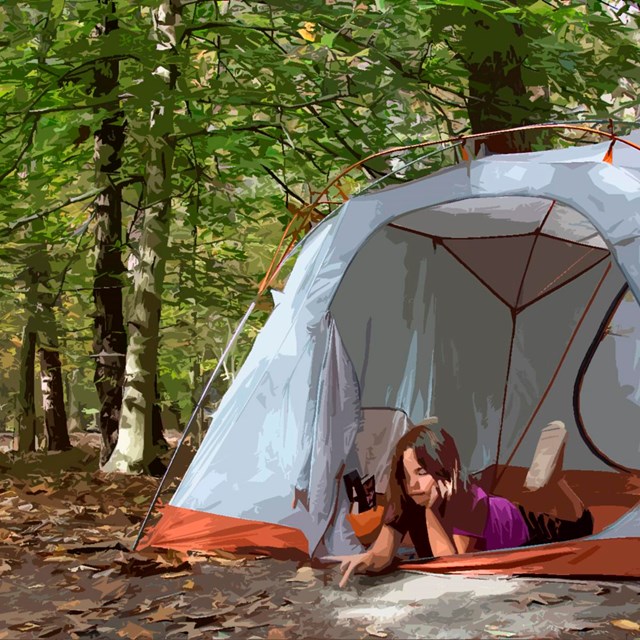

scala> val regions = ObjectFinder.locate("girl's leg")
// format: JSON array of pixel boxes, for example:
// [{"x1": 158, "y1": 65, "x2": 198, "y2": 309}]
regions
[
  {"x1": 524, "y1": 420, "x2": 567, "y2": 491},
  {"x1": 526, "y1": 477, "x2": 585, "y2": 521},
  {"x1": 522, "y1": 421, "x2": 585, "y2": 521}
]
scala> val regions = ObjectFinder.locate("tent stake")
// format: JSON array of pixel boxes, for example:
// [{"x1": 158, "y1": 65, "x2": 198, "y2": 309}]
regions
[{"x1": 131, "y1": 300, "x2": 257, "y2": 552}]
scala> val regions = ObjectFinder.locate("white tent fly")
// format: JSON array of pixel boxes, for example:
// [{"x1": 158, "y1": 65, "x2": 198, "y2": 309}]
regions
[{"x1": 142, "y1": 131, "x2": 640, "y2": 577}]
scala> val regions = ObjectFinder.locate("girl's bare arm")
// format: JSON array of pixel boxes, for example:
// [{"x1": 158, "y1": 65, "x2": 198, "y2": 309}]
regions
[
  {"x1": 367, "y1": 523, "x2": 403, "y2": 570},
  {"x1": 425, "y1": 508, "x2": 457, "y2": 556},
  {"x1": 324, "y1": 524, "x2": 403, "y2": 587}
]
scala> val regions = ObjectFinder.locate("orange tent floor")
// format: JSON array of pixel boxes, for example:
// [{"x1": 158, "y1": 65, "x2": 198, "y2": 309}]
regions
[
  {"x1": 140, "y1": 468, "x2": 640, "y2": 578},
  {"x1": 141, "y1": 504, "x2": 640, "y2": 578}
]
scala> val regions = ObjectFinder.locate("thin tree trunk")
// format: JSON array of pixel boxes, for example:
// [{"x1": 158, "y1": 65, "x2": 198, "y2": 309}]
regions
[
  {"x1": 15, "y1": 269, "x2": 38, "y2": 453},
  {"x1": 35, "y1": 237, "x2": 71, "y2": 451},
  {"x1": 66, "y1": 368, "x2": 84, "y2": 432},
  {"x1": 103, "y1": 0, "x2": 182, "y2": 474},
  {"x1": 16, "y1": 325, "x2": 37, "y2": 453},
  {"x1": 92, "y1": 0, "x2": 128, "y2": 466},
  {"x1": 152, "y1": 376, "x2": 168, "y2": 452},
  {"x1": 39, "y1": 345, "x2": 71, "y2": 450}
]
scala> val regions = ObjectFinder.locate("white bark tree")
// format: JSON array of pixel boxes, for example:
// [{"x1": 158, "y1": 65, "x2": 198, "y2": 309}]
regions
[{"x1": 103, "y1": 0, "x2": 182, "y2": 473}]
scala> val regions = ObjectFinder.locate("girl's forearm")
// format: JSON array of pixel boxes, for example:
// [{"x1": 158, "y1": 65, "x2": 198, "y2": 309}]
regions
[
  {"x1": 425, "y1": 509, "x2": 457, "y2": 556},
  {"x1": 368, "y1": 524, "x2": 402, "y2": 570}
]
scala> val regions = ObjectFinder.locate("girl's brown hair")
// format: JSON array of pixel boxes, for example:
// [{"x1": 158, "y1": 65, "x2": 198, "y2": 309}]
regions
[{"x1": 386, "y1": 418, "x2": 465, "y2": 518}]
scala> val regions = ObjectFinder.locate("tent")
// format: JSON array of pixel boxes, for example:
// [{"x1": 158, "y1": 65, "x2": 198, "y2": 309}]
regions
[{"x1": 141, "y1": 130, "x2": 640, "y2": 578}]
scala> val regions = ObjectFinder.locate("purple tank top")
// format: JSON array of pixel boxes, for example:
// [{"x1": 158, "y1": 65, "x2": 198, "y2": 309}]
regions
[{"x1": 452, "y1": 484, "x2": 530, "y2": 551}]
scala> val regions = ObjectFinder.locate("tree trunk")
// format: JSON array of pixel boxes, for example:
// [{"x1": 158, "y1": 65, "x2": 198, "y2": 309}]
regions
[
  {"x1": 460, "y1": 14, "x2": 552, "y2": 153},
  {"x1": 92, "y1": 0, "x2": 128, "y2": 466},
  {"x1": 34, "y1": 240, "x2": 71, "y2": 451},
  {"x1": 39, "y1": 345, "x2": 71, "y2": 450},
  {"x1": 103, "y1": 0, "x2": 182, "y2": 474},
  {"x1": 66, "y1": 368, "x2": 84, "y2": 433},
  {"x1": 16, "y1": 322, "x2": 37, "y2": 453},
  {"x1": 127, "y1": 204, "x2": 168, "y2": 454},
  {"x1": 152, "y1": 377, "x2": 168, "y2": 452},
  {"x1": 15, "y1": 268, "x2": 38, "y2": 453}
]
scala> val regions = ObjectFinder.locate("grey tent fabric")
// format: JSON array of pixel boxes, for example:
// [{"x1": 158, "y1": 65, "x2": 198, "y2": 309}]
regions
[
  {"x1": 579, "y1": 293, "x2": 640, "y2": 472},
  {"x1": 170, "y1": 133, "x2": 640, "y2": 555}
]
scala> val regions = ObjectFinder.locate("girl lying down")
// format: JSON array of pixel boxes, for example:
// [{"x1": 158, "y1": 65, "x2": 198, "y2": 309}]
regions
[{"x1": 326, "y1": 418, "x2": 593, "y2": 588}]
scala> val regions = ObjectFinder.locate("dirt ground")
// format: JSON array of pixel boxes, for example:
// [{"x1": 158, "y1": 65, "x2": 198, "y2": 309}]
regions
[{"x1": 1, "y1": 433, "x2": 639, "y2": 640}]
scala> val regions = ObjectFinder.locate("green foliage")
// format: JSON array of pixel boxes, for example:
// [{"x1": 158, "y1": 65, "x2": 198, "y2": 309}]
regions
[{"x1": 0, "y1": 0, "x2": 638, "y2": 429}]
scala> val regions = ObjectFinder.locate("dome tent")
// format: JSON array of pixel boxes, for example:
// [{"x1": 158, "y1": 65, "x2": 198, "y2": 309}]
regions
[{"x1": 141, "y1": 129, "x2": 640, "y2": 578}]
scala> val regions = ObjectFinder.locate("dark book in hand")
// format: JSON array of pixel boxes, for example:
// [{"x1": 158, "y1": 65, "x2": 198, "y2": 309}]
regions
[{"x1": 343, "y1": 470, "x2": 376, "y2": 513}]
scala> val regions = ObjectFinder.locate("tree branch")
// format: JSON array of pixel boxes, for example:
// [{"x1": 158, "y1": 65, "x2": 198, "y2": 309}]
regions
[
  {"x1": 0, "y1": 117, "x2": 40, "y2": 184},
  {"x1": 6, "y1": 98, "x2": 115, "y2": 117},
  {"x1": 0, "y1": 187, "x2": 104, "y2": 238},
  {"x1": 172, "y1": 122, "x2": 280, "y2": 142},
  {"x1": 261, "y1": 164, "x2": 307, "y2": 205},
  {"x1": 245, "y1": 92, "x2": 350, "y2": 110},
  {"x1": 181, "y1": 20, "x2": 298, "y2": 43}
]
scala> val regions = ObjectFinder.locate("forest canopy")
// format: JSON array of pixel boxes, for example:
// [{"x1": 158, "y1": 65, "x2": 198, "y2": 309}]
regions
[{"x1": 0, "y1": 0, "x2": 638, "y2": 473}]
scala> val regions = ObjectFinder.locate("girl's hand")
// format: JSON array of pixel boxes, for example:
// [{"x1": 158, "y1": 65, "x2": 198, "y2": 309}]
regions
[
  {"x1": 322, "y1": 553, "x2": 372, "y2": 588},
  {"x1": 425, "y1": 483, "x2": 440, "y2": 509},
  {"x1": 437, "y1": 479, "x2": 453, "y2": 500}
]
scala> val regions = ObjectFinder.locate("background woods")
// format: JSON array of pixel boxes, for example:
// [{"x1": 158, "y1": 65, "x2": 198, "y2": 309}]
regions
[{"x1": 0, "y1": 0, "x2": 639, "y2": 473}]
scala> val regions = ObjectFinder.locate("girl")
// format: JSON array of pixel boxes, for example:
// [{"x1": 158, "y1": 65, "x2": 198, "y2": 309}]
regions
[{"x1": 328, "y1": 418, "x2": 593, "y2": 588}]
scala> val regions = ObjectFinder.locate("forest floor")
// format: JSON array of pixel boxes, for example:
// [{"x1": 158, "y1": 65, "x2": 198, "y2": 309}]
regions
[{"x1": 0, "y1": 432, "x2": 639, "y2": 640}]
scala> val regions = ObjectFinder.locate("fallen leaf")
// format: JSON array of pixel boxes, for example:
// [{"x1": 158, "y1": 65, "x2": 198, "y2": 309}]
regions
[
  {"x1": 57, "y1": 598, "x2": 99, "y2": 614},
  {"x1": 26, "y1": 483, "x2": 51, "y2": 495},
  {"x1": 43, "y1": 555, "x2": 76, "y2": 563},
  {"x1": 611, "y1": 619, "x2": 640, "y2": 631},
  {"x1": 114, "y1": 551, "x2": 190, "y2": 577},
  {"x1": 69, "y1": 565, "x2": 99, "y2": 573},
  {"x1": 267, "y1": 628, "x2": 295, "y2": 640},
  {"x1": 18, "y1": 502, "x2": 34, "y2": 512},
  {"x1": 506, "y1": 592, "x2": 571, "y2": 607},
  {"x1": 569, "y1": 584, "x2": 611, "y2": 596},
  {"x1": 221, "y1": 616, "x2": 269, "y2": 630},
  {"x1": 145, "y1": 605, "x2": 180, "y2": 624},
  {"x1": 527, "y1": 592, "x2": 570, "y2": 606},
  {"x1": 67, "y1": 620, "x2": 97, "y2": 636},
  {"x1": 211, "y1": 548, "x2": 241, "y2": 560},
  {"x1": 282, "y1": 591, "x2": 319, "y2": 606},
  {"x1": 0, "y1": 561, "x2": 10, "y2": 575},
  {"x1": 160, "y1": 570, "x2": 192, "y2": 579},
  {"x1": 366, "y1": 625, "x2": 388, "y2": 638},
  {"x1": 285, "y1": 566, "x2": 317, "y2": 584},
  {"x1": 38, "y1": 626, "x2": 66, "y2": 638},
  {"x1": 65, "y1": 540, "x2": 129, "y2": 555},
  {"x1": 93, "y1": 576, "x2": 129, "y2": 603},
  {"x1": 10, "y1": 622, "x2": 40, "y2": 632},
  {"x1": 211, "y1": 556, "x2": 247, "y2": 567},
  {"x1": 91, "y1": 568, "x2": 117, "y2": 579},
  {"x1": 183, "y1": 579, "x2": 195, "y2": 590},
  {"x1": 166, "y1": 622, "x2": 200, "y2": 638},
  {"x1": 117, "y1": 622, "x2": 154, "y2": 639},
  {"x1": 485, "y1": 626, "x2": 516, "y2": 638}
]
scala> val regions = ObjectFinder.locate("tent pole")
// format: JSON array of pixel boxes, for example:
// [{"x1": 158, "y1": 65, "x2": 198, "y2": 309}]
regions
[
  {"x1": 131, "y1": 300, "x2": 257, "y2": 552},
  {"x1": 132, "y1": 232, "x2": 308, "y2": 552}
]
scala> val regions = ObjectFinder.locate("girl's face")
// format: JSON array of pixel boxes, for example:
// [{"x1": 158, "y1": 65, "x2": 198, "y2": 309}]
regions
[{"x1": 402, "y1": 448, "x2": 437, "y2": 507}]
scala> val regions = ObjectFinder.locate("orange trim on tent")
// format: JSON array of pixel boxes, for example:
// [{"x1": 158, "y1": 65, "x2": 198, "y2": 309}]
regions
[
  {"x1": 399, "y1": 537, "x2": 640, "y2": 578},
  {"x1": 139, "y1": 505, "x2": 309, "y2": 561}
]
